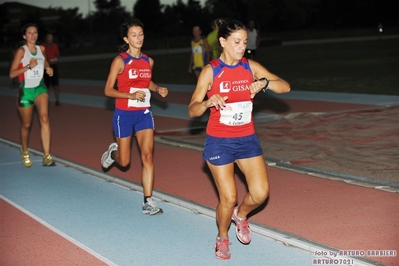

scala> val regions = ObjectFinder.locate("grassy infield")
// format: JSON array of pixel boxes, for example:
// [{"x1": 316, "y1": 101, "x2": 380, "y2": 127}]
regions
[
  {"x1": 63, "y1": 37, "x2": 399, "y2": 95},
  {"x1": 1, "y1": 31, "x2": 398, "y2": 95}
]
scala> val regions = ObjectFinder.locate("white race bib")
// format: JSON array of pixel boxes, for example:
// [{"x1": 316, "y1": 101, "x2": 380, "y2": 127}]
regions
[
  {"x1": 192, "y1": 45, "x2": 203, "y2": 55},
  {"x1": 219, "y1": 101, "x2": 252, "y2": 126},
  {"x1": 25, "y1": 58, "x2": 44, "y2": 88},
  {"x1": 128, "y1": 88, "x2": 151, "y2": 107}
]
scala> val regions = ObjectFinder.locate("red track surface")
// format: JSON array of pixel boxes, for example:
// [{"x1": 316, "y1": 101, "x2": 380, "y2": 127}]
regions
[
  {"x1": 0, "y1": 82, "x2": 398, "y2": 265},
  {"x1": 0, "y1": 200, "x2": 108, "y2": 266}
]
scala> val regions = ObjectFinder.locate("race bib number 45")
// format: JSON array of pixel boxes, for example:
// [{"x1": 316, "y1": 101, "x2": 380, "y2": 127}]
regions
[{"x1": 219, "y1": 101, "x2": 252, "y2": 126}]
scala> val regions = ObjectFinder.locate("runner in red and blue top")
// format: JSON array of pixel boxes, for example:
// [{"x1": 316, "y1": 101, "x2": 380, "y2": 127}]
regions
[
  {"x1": 188, "y1": 19, "x2": 291, "y2": 260},
  {"x1": 206, "y1": 57, "x2": 255, "y2": 138},
  {"x1": 101, "y1": 18, "x2": 168, "y2": 215}
]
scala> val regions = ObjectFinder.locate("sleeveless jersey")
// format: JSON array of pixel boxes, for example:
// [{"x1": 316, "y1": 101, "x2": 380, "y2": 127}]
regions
[
  {"x1": 18, "y1": 45, "x2": 45, "y2": 88},
  {"x1": 206, "y1": 58, "x2": 255, "y2": 138},
  {"x1": 116, "y1": 52, "x2": 152, "y2": 111},
  {"x1": 207, "y1": 30, "x2": 221, "y2": 60},
  {"x1": 191, "y1": 37, "x2": 207, "y2": 69}
]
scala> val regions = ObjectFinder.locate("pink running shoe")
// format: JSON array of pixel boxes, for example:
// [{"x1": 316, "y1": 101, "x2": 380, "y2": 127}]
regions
[
  {"x1": 231, "y1": 207, "x2": 252, "y2": 244},
  {"x1": 215, "y1": 237, "x2": 231, "y2": 260}
]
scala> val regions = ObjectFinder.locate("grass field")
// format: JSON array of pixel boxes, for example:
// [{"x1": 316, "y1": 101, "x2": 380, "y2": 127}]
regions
[{"x1": 1, "y1": 36, "x2": 398, "y2": 95}]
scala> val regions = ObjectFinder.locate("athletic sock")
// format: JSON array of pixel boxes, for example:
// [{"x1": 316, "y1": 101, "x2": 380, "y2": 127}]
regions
[
  {"x1": 144, "y1": 196, "x2": 151, "y2": 203},
  {"x1": 236, "y1": 215, "x2": 245, "y2": 221}
]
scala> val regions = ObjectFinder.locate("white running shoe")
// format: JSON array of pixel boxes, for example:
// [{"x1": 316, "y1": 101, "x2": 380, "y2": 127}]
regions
[
  {"x1": 142, "y1": 198, "x2": 163, "y2": 215},
  {"x1": 101, "y1": 143, "x2": 118, "y2": 168}
]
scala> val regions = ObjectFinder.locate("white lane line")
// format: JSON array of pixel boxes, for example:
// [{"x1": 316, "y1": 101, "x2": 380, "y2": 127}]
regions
[
  {"x1": 0, "y1": 138, "x2": 379, "y2": 266},
  {"x1": 0, "y1": 195, "x2": 117, "y2": 266}
]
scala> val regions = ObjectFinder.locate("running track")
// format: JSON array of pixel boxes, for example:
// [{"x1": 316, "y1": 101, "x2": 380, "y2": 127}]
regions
[{"x1": 0, "y1": 77, "x2": 398, "y2": 266}]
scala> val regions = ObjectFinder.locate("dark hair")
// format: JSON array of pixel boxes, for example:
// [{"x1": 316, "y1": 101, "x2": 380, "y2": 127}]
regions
[
  {"x1": 118, "y1": 18, "x2": 144, "y2": 52},
  {"x1": 211, "y1": 18, "x2": 224, "y2": 29},
  {"x1": 217, "y1": 19, "x2": 247, "y2": 41},
  {"x1": 21, "y1": 23, "x2": 38, "y2": 36}
]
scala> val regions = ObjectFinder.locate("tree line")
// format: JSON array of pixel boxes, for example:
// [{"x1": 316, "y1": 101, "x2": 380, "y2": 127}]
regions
[{"x1": 1, "y1": 0, "x2": 396, "y2": 49}]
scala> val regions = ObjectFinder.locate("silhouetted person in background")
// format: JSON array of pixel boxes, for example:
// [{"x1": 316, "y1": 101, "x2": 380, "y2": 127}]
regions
[
  {"x1": 42, "y1": 33, "x2": 61, "y2": 106},
  {"x1": 188, "y1": 26, "x2": 210, "y2": 80},
  {"x1": 244, "y1": 20, "x2": 260, "y2": 60},
  {"x1": 207, "y1": 19, "x2": 222, "y2": 60}
]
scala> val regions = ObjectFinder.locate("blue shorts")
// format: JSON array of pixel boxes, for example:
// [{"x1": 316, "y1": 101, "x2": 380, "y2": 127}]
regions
[
  {"x1": 202, "y1": 133, "x2": 263, "y2": 165},
  {"x1": 113, "y1": 108, "x2": 154, "y2": 138}
]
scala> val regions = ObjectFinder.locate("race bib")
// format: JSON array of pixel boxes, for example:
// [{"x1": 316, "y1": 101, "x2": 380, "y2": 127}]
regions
[
  {"x1": 192, "y1": 45, "x2": 203, "y2": 55},
  {"x1": 219, "y1": 101, "x2": 252, "y2": 126},
  {"x1": 128, "y1": 88, "x2": 151, "y2": 107},
  {"x1": 24, "y1": 58, "x2": 44, "y2": 88}
]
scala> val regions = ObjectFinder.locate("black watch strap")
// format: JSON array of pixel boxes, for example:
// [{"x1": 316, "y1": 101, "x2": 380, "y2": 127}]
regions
[{"x1": 257, "y1": 77, "x2": 270, "y2": 92}]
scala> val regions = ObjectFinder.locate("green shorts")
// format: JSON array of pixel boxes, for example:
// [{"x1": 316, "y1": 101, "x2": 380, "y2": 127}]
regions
[{"x1": 18, "y1": 81, "x2": 48, "y2": 107}]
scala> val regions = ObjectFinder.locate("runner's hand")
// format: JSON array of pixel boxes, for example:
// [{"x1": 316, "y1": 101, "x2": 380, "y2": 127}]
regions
[
  {"x1": 46, "y1": 67, "x2": 53, "y2": 77},
  {"x1": 29, "y1": 58, "x2": 38, "y2": 69},
  {"x1": 156, "y1": 87, "x2": 168, "y2": 97},
  {"x1": 249, "y1": 79, "x2": 267, "y2": 99},
  {"x1": 206, "y1": 95, "x2": 228, "y2": 110}
]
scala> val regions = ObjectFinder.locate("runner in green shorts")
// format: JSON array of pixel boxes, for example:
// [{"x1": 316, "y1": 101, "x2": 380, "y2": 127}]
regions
[
  {"x1": 9, "y1": 23, "x2": 56, "y2": 167},
  {"x1": 18, "y1": 81, "x2": 48, "y2": 107}
]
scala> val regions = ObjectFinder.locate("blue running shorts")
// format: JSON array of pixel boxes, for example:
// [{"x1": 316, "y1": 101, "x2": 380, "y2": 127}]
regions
[
  {"x1": 113, "y1": 108, "x2": 154, "y2": 138},
  {"x1": 202, "y1": 133, "x2": 263, "y2": 165}
]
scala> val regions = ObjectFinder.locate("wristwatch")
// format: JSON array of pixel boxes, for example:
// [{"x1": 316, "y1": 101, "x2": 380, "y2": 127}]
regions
[
  {"x1": 257, "y1": 77, "x2": 270, "y2": 92},
  {"x1": 26, "y1": 64, "x2": 31, "y2": 70}
]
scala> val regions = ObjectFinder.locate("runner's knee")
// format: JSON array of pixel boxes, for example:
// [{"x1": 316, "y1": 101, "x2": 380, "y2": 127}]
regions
[
  {"x1": 118, "y1": 155, "x2": 130, "y2": 167},
  {"x1": 219, "y1": 192, "x2": 237, "y2": 207}
]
